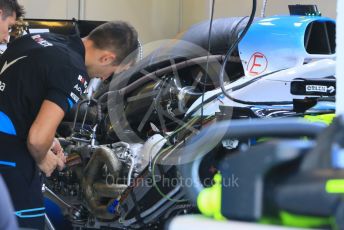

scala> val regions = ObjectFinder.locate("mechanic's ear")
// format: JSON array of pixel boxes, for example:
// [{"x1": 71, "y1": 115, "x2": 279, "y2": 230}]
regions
[{"x1": 100, "y1": 52, "x2": 116, "y2": 66}]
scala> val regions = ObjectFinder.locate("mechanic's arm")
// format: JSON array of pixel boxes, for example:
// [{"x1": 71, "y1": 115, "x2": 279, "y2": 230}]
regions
[{"x1": 27, "y1": 100, "x2": 65, "y2": 176}]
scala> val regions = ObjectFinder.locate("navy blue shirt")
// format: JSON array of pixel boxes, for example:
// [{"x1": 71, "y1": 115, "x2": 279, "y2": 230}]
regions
[{"x1": 0, "y1": 33, "x2": 89, "y2": 140}]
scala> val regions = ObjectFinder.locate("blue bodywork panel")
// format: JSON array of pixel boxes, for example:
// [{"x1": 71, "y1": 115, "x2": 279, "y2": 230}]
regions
[{"x1": 239, "y1": 16, "x2": 336, "y2": 77}]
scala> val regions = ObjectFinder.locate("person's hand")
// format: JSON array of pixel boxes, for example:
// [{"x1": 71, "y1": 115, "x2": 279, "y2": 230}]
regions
[
  {"x1": 50, "y1": 138, "x2": 66, "y2": 164},
  {"x1": 37, "y1": 150, "x2": 65, "y2": 177},
  {"x1": 51, "y1": 138, "x2": 62, "y2": 153}
]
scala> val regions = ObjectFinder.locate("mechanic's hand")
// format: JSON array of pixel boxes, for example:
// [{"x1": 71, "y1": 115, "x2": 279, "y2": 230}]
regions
[
  {"x1": 51, "y1": 138, "x2": 62, "y2": 153},
  {"x1": 37, "y1": 150, "x2": 65, "y2": 177},
  {"x1": 50, "y1": 138, "x2": 66, "y2": 164}
]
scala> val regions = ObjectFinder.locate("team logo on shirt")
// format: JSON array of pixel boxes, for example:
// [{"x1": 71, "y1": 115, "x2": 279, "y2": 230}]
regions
[
  {"x1": 32, "y1": 35, "x2": 53, "y2": 47},
  {"x1": 70, "y1": 75, "x2": 88, "y2": 102},
  {"x1": 70, "y1": 92, "x2": 80, "y2": 103},
  {"x1": 0, "y1": 56, "x2": 27, "y2": 75},
  {"x1": 78, "y1": 75, "x2": 88, "y2": 88},
  {"x1": 0, "y1": 56, "x2": 28, "y2": 92},
  {"x1": 74, "y1": 84, "x2": 82, "y2": 93}
]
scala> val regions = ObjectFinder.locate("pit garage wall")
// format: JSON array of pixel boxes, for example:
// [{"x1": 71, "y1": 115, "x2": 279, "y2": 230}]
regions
[
  {"x1": 18, "y1": 0, "x2": 78, "y2": 20},
  {"x1": 18, "y1": 0, "x2": 337, "y2": 43},
  {"x1": 17, "y1": 0, "x2": 181, "y2": 44},
  {"x1": 181, "y1": 0, "x2": 337, "y2": 31}
]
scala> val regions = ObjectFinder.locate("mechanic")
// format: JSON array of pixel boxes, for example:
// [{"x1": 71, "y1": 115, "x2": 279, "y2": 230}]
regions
[{"x1": 0, "y1": 21, "x2": 138, "y2": 229}]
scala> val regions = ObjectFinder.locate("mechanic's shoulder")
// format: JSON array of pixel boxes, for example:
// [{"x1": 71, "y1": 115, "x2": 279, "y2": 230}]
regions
[{"x1": 39, "y1": 33, "x2": 84, "y2": 65}]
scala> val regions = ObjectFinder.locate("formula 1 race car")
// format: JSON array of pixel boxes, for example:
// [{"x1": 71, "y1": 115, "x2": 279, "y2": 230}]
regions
[
  {"x1": 8, "y1": 4, "x2": 338, "y2": 229},
  {"x1": 60, "y1": 14, "x2": 336, "y2": 143}
]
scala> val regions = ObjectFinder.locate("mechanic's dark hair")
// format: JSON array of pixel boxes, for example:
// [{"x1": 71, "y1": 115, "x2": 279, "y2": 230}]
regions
[
  {"x1": 88, "y1": 21, "x2": 139, "y2": 65},
  {"x1": 0, "y1": 0, "x2": 25, "y2": 19}
]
